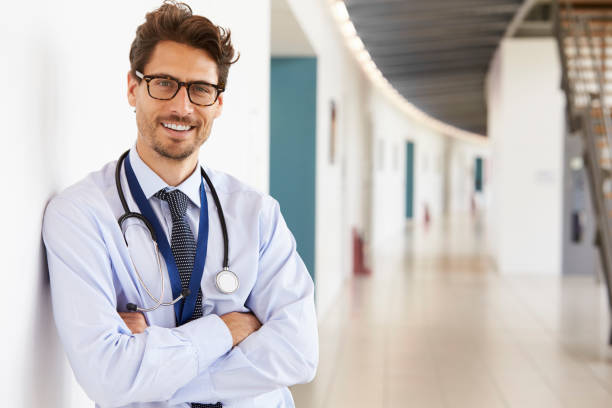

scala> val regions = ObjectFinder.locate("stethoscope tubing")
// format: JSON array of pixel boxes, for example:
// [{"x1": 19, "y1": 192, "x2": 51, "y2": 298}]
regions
[
  {"x1": 115, "y1": 150, "x2": 234, "y2": 313},
  {"x1": 130, "y1": 239, "x2": 187, "y2": 312},
  {"x1": 116, "y1": 150, "x2": 230, "y2": 269},
  {"x1": 200, "y1": 168, "x2": 229, "y2": 269}
]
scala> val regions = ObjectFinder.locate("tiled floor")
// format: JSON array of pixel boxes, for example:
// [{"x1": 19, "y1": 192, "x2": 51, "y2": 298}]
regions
[{"x1": 291, "y1": 215, "x2": 612, "y2": 408}]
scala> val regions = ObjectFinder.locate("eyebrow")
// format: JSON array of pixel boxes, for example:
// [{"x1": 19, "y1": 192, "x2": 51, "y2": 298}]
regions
[
  {"x1": 147, "y1": 72, "x2": 216, "y2": 85},
  {"x1": 148, "y1": 72, "x2": 176, "y2": 79}
]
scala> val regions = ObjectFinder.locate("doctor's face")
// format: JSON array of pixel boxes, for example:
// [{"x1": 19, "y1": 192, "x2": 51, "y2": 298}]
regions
[{"x1": 127, "y1": 40, "x2": 223, "y2": 162}]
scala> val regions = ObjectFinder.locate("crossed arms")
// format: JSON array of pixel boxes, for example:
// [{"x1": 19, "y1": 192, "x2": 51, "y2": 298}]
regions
[
  {"x1": 43, "y1": 194, "x2": 318, "y2": 407},
  {"x1": 119, "y1": 310, "x2": 261, "y2": 347}
]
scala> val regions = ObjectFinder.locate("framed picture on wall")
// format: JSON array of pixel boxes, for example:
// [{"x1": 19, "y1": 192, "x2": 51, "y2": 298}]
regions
[{"x1": 330, "y1": 100, "x2": 337, "y2": 165}]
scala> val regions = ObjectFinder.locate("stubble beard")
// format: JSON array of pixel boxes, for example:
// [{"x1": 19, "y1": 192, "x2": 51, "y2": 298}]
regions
[
  {"x1": 152, "y1": 135, "x2": 197, "y2": 161},
  {"x1": 138, "y1": 113, "x2": 210, "y2": 162}
]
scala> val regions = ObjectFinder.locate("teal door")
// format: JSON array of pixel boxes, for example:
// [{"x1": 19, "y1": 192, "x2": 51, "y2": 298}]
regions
[
  {"x1": 405, "y1": 142, "x2": 415, "y2": 219},
  {"x1": 270, "y1": 58, "x2": 317, "y2": 281},
  {"x1": 475, "y1": 157, "x2": 483, "y2": 192}
]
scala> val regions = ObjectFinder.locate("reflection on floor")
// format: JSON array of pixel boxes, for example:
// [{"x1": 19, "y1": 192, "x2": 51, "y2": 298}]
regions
[{"x1": 291, "y1": 215, "x2": 612, "y2": 408}]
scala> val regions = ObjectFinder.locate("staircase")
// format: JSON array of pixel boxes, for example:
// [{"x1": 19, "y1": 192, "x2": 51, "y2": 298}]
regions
[{"x1": 554, "y1": 0, "x2": 612, "y2": 344}]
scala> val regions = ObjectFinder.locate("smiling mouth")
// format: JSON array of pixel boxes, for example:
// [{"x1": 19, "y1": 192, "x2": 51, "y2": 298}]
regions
[{"x1": 161, "y1": 122, "x2": 196, "y2": 132}]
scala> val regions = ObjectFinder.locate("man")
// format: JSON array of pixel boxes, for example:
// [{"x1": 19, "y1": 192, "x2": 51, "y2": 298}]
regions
[{"x1": 42, "y1": 2, "x2": 318, "y2": 407}]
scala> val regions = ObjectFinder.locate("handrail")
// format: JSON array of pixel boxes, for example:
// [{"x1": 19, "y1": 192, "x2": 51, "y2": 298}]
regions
[
  {"x1": 555, "y1": 1, "x2": 612, "y2": 345},
  {"x1": 583, "y1": 15, "x2": 612, "y2": 151},
  {"x1": 554, "y1": 0, "x2": 577, "y2": 117},
  {"x1": 567, "y1": 1, "x2": 592, "y2": 113}
]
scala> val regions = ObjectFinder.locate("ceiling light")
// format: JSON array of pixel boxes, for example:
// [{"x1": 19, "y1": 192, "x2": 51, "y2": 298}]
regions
[
  {"x1": 356, "y1": 49, "x2": 370, "y2": 63},
  {"x1": 348, "y1": 36, "x2": 364, "y2": 52},
  {"x1": 332, "y1": 1, "x2": 349, "y2": 22},
  {"x1": 341, "y1": 21, "x2": 356, "y2": 37},
  {"x1": 364, "y1": 60, "x2": 376, "y2": 71},
  {"x1": 327, "y1": 0, "x2": 487, "y2": 144}
]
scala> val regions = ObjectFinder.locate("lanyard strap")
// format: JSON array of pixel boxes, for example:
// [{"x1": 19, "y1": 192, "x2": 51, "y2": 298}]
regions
[{"x1": 124, "y1": 154, "x2": 209, "y2": 325}]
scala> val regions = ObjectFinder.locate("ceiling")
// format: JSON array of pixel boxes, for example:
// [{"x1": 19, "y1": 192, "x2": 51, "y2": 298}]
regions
[{"x1": 345, "y1": 0, "x2": 528, "y2": 135}]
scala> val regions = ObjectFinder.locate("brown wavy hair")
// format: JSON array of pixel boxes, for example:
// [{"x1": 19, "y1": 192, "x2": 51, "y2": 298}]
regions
[{"x1": 129, "y1": 1, "x2": 238, "y2": 88}]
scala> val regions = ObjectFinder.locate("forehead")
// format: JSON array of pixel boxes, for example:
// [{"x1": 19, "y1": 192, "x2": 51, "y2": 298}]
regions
[{"x1": 144, "y1": 40, "x2": 218, "y2": 83}]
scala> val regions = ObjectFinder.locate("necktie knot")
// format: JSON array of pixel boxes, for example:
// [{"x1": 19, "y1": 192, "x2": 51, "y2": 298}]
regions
[{"x1": 155, "y1": 188, "x2": 189, "y2": 221}]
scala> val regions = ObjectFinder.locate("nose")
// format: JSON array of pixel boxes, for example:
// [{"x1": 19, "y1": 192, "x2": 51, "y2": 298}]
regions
[{"x1": 168, "y1": 84, "x2": 194, "y2": 116}]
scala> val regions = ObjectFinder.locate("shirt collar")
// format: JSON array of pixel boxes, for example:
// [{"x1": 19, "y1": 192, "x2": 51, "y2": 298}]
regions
[{"x1": 128, "y1": 146, "x2": 202, "y2": 208}]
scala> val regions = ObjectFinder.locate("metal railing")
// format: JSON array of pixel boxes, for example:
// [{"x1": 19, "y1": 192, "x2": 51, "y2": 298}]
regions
[{"x1": 555, "y1": 0, "x2": 612, "y2": 345}]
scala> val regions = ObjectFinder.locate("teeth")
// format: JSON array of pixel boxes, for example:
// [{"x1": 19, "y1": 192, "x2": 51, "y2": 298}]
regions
[{"x1": 162, "y1": 122, "x2": 191, "y2": 131}]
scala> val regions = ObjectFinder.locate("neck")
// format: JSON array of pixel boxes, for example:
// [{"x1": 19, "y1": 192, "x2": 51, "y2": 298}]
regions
[{"x1": 135, "y1": 140, "x2": 198, "y2": 187}]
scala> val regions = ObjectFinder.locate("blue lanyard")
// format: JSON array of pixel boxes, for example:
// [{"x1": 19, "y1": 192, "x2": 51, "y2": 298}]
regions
[{"x1": 124, "y1": 154, "x2": 209, "y2": 325}]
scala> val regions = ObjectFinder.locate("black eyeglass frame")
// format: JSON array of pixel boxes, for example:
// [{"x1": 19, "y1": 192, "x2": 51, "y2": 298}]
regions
[{"x1": 135, "y1": 70, "x2": 225, "y2": 107}]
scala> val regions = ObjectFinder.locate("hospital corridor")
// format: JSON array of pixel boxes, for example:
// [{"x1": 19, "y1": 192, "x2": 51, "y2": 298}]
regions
[
  {"x1": 4, "y1": 0, "x2": 612, "y2": 407},
  {"x1": 293, "y1": 216, "x2": 612, "y2": 408}
]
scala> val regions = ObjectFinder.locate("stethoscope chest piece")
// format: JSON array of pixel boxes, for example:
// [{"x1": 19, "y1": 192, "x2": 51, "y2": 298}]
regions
[{"x1": 216, "y1": 267, "x2": 239, "y2": 294}]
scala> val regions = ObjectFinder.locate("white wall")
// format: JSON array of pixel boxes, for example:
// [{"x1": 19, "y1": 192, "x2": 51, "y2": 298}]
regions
[
  {"x1": 197, "y1": 2, "x2": 271, "y2": 192},
  {"x1": 0, "y1": 0, "x2": 270, "y2": 405},
  {"x1": 486, "y1": 38, "x2": 565, "y2": 275},
  {"x1": 283, "y1": 0, "x2": 451, "y2": 316},
  {"x1": 368, "y1": 87, "x2": 456, "y2": 247},
  {"x1": 448, "y1": 139, "x2": 490, "y2": 214},
  {"x1": 285, "y1": 0, "x2": 371, "y2": 318}
]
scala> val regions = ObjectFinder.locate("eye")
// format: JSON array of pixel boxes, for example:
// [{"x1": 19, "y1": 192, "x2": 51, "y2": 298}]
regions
[
  {"x1": 193, "y1": 85, "x2": 212, "y2": 94},
  {"x1": 151, "y1": 78, "x2": 175, "y2": 88}
]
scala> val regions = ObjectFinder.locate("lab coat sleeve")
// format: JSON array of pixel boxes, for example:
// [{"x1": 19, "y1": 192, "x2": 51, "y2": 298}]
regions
[
  {"x1": 42, "y1": 196, "x2": 233, "y2": 407},
  {"x1": 169, "y1": 197, "x2": 319, "y2": 404}
]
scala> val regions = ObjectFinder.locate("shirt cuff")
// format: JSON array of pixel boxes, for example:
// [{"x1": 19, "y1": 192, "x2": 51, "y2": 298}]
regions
[{"x1": 180, "y1": 314, "x2": 233, "y2": 373}]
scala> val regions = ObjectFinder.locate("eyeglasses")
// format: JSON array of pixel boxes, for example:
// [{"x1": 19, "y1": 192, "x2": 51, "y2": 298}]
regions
[{"x1": 135, "y1": 70, "x2": 224, "y2": 107}]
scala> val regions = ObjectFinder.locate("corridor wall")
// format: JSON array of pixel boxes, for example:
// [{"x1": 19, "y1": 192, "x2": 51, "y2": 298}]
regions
[
  {"x1": 284, "y1": 0, "x2": 462, "y2": 310},
  {"x1": 448, "y1": 140, "x2": 490, "y2": 214},
  {"x1": 285, "y1": 0, "x2": 371, "y2": 317},
  {"x1": 284, "y1": 0, "x2": 492, "y2": 312},
  {"x1": 368, "y1": 87, "x2": 492, "y2": 247},
  {"x1": 369, "y1": 88, "x2": 449, "y2": 247},
  {"x1": 486, "y1": 38, "x2": 565, "y2": 275},
  {"x1": 0, "y1": 1, "x2": 270, "y2": 406}
]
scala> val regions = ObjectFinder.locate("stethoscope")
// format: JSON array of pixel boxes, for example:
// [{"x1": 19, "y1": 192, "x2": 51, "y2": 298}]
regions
[{"x1": 115, "y1": 150, "x2": 239, "y2": 313}]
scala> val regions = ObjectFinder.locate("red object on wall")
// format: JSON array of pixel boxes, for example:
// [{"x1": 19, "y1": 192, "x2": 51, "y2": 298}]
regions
[{"x1": 353, "y1": 228, "x2": 371, "y2": 276}]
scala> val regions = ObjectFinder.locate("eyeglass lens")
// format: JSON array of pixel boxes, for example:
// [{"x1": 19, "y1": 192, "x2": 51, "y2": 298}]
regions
[{"x1": 148, "y1": 78, "x2": 217, "y2": 106}]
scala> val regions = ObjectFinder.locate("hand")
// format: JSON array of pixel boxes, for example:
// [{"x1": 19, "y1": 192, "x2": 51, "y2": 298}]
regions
[
  {"x1": 119, "y1": 312, "x2": 148, "y2": 334},
  {"x1": 220, "y1": 312, "x2": 262, "y2": 346}
]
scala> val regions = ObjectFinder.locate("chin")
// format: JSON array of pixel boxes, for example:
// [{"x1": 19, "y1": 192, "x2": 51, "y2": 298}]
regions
[{"x1": 153, "y1": 141, "x2": 197, "y2": 161}]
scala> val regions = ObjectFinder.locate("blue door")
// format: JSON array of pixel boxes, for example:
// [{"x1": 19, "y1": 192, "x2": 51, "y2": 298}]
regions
[
  {"x1": 270, "y1": 58, "x2": 317, "y2": 281},
  {"x1": 475, "y1": 157, "x2": 483, "y2": 192},
  {"x1": 406, "y1": 142, "x2": 415, "y2": 219}
]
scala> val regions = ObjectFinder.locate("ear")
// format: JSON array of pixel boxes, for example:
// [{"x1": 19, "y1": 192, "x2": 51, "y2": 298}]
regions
[
  {"x1": 213, "y1": 93, "x2": 224, "y2": 119},
  {"x1": 127, "y1": 71, "x2": 139, "y2": 107}
]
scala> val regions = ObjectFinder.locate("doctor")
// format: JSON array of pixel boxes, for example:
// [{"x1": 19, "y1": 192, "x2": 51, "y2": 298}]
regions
[{"x1": 42, "y1": 2, "x2": 318, "y2": 407}]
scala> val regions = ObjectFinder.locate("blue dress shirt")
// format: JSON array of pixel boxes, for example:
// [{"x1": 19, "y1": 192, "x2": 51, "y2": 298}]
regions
[{"x1": 42, "y1": 148, "x2": 319, "y2": 408}]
